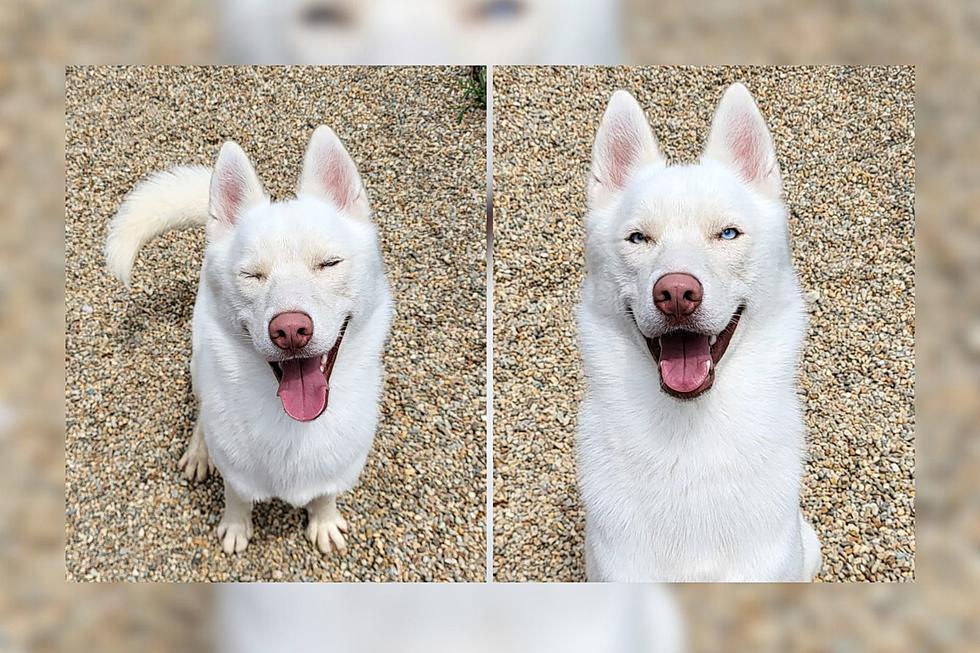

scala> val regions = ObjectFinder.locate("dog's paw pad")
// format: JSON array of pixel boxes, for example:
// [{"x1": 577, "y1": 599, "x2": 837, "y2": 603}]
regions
[
  {"x1": 217, "y1": 520, "x2": 252, "y2": 554},
  {"x1": 179, "y1": 444, "x2": 211, "y2": 483},
  {"x1": 306, "y1": 513, "x2": 348, "y2": 555}
]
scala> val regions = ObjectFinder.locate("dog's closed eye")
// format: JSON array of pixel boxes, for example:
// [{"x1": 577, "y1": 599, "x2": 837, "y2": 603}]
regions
[
  {"x1": 299, "y1": 3, "x2": 354, "y2": 28},
  {"x1": 240, "y1": 271, "x2": 266, "y2": 281},
  {"x1": 316, "y1": 258, "x2": 343, "y2": 270}
]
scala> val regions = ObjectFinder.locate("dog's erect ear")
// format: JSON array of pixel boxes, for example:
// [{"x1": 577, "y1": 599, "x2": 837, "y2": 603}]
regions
[
  {"x1": 210, "y1": 141, "x2": 267, "y2": 228},
  {"x1": 298, "y1": 125, "x2": 371, "y2": 221},
  {"x1": 702, "y1": 83, "x2": 782, "y2": 199},
  {"x1": 588, "y1": 90, "x2": 664, "y2": 208}
]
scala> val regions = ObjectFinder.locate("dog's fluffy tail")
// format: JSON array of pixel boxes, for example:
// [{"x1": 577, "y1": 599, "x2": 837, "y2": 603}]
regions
[{"x1": 105, "y1": 165, "x2": 213, "y2": 286}]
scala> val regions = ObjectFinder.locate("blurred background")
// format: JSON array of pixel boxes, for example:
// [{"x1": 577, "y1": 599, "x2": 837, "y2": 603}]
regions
[{"x1": 3, "y1": 0, "x2": 977, "y2": 650}]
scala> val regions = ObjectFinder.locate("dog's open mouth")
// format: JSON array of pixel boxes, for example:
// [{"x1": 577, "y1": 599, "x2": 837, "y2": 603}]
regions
[
  {"x1": 269, "y1": 317, "x2": 350, "y2": 422},
  {"x1": 646, "y1": 307, "x2": 744, "y2": 400}
]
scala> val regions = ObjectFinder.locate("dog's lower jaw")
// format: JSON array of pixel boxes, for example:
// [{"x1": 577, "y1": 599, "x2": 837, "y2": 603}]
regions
[
  {"x1": 643, "y1": 306, "x2": 744, "y2": 400},
  {"x1": 269, "y1": 316, "x2": 351, "y2": 422}
]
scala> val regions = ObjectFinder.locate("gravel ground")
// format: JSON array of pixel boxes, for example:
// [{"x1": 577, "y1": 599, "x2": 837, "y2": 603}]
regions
[
  {"x1": 65, "y1": 66, "x2": 486, "y2": 581},
  {"x1": 492, "y1": 66, "x2": 915, "y2": 582}
]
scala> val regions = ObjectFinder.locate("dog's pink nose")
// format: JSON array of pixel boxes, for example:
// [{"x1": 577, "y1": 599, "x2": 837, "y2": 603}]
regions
[
  {"x1": 653, "y1": 273, "x2": 703, "y2": 317},
  {"x1": 268, "y1": 312, "x2": 314, "y2": 351}
]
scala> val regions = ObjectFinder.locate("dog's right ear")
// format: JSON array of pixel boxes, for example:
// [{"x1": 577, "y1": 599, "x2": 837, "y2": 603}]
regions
[
  {"x1": 210, "y1": 141, "x2": 267, "y2": 230},
  {"x1": 588, "y1": 90, "x2": 664, "y2": 208}
]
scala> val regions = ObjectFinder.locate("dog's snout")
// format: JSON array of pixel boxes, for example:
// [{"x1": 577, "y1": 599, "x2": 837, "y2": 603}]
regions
[
  {"x1": 269, "y1": 312, "x2": 314, "y2": 351},
  {"x1": 653, "y1": 273, "x2": 703, "y2": 317}
]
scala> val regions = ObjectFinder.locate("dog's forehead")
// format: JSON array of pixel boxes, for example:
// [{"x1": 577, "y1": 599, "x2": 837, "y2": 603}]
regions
[
  {"x1": 235, "y1": 199, "x2": 361, "y2": 251},
  {"x1": 623, "y1": 164, "x2": 756, "y2": 226}
]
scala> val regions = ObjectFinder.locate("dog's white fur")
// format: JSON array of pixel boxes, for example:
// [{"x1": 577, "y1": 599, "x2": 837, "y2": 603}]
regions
[
  {"x1": 576, "y1": 84, "x2": 822, "y2": 581},
  {"x1": 106, "y1": 126, "x2": 393, "y2": 555}
]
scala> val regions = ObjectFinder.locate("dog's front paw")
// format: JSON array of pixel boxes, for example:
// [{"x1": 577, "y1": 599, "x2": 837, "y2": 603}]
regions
[
  {"x1": 306, "y1": 511, "x2": 349, "y2": 555},
  {"x1": 217, "y1": 517, "x2": 253, "y2": 554},
  {"x1": 178, "y1": 425, "x2": 214, "y2": 482}
]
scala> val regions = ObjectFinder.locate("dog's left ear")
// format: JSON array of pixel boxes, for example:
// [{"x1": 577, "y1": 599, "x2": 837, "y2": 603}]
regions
[
  {"x1": 298, "y1": 125, "x2": 371, "y2": 220},
  {"x1": 702, "y1": 83, "x2": 782, "y2": 200}
]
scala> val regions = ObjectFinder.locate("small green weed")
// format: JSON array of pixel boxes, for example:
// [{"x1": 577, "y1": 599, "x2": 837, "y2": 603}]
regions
[{"x1": 458, "y1": 66, "x2": 487, "y2": 122}]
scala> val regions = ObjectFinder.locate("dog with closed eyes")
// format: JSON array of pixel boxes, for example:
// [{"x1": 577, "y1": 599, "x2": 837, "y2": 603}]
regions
[
  {"x1": 576, "y1": 84, "x2": 821, "y2": 581},
  {"x1": 106, "y1": 126, "x2": 393, "y2": 555}
]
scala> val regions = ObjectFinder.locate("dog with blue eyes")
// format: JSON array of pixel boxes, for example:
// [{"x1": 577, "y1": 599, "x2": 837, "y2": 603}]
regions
[
  {"x1": 576, "y1": 84, "x2": 822, "y2": 582},
  {"x1": 107, "y1": 126, "x2": 393, "y2": 555}
]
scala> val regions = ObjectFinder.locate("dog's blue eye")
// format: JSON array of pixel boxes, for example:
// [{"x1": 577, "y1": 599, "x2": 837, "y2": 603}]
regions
[
  {"x1": 627, "y1": 232, "x2": 648, "y2": 245},
  {"x1": 475, "y1": 0, "x2": 524, "y2": 21},
  {"x1": 720, "y1": 228, "x2": 741, "y2": 240}
]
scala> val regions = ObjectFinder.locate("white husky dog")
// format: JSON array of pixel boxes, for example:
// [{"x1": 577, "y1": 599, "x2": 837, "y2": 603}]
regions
[
  {"x1": 106, "y1": 126, "x2": 393, "y2": 555},
  {"x1": 576, "y1": 84, "x2": 821, "y2": 582}
]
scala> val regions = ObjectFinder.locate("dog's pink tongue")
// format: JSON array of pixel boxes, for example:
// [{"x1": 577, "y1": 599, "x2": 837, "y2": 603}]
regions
[
  {"x1": 659, "y1": 332, "x2": 712, "y2": 394},
  {"x1": 277, "y1": 357, "x2": 327, "y2": 422}
]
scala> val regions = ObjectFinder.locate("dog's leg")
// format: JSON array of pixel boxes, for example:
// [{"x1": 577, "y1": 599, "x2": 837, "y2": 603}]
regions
[
  {"x1": 800, "y1": 511, "x2": 822, "y2": 580},
  {"x1": 217, "y1": 481, "x2": 253, "y2": 554},
  {"x1": 178, "y1": 420, "x2": 214, "y2": 482},
  {"x1": 305, "y1": 494, "x2": 349, "y2": 555}
]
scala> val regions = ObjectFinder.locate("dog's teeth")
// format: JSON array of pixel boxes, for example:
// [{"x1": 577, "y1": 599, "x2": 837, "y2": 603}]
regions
[
  {"x1": 709, "y1": 335, "x2": 717, "y2": 346},
  {"x1": 320, "y1": 354, "x2": 327, "y2": 372}
]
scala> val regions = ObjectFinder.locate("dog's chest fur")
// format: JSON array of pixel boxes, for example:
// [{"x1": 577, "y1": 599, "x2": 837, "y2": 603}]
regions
[{"x1": 576, "y1": 307, "x2": 808, "y2": 581}]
